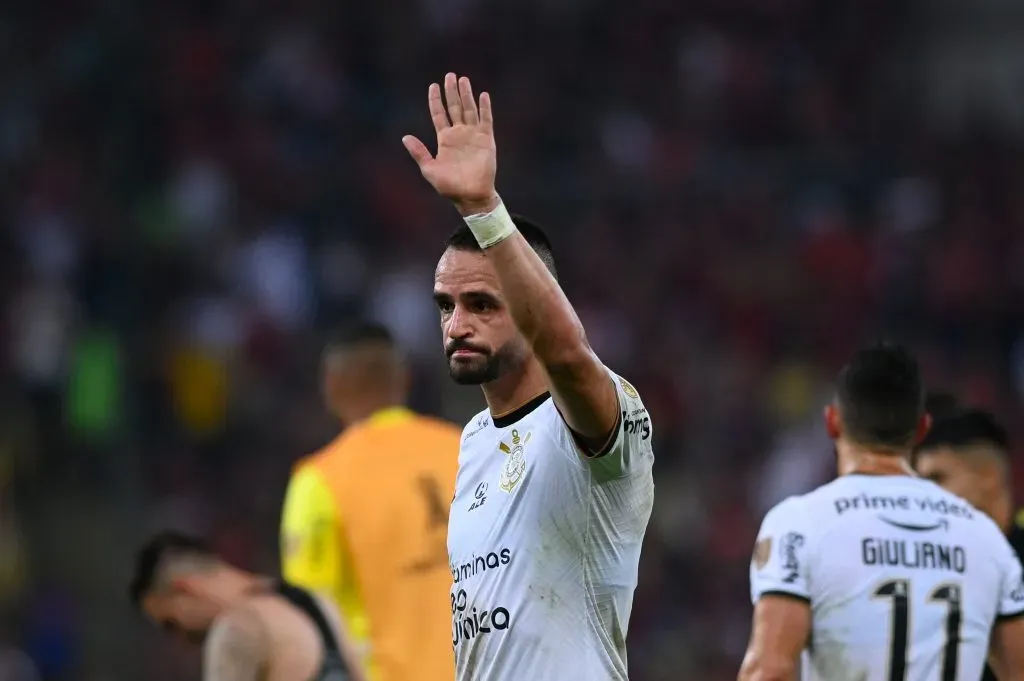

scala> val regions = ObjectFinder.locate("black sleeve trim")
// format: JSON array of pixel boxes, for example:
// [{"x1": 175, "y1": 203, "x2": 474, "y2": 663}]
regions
[
  {"x1": 758, "y1": 590, "x2": 811, "y2": 605},
  {"x1": 997, "y1": 608, "x2": 1024, "y2": 623},
  {"x1": 569, "y1": 409, "x2": 621, "y2": 459}
]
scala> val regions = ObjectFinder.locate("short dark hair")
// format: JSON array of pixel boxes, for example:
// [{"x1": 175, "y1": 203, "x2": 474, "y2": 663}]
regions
[
  {"x1": 326, "y1": 321, "x2": 395, "y2": 351},
  {"x1": 129, "y1": 531, "x2": 213, "y2": 607},
  {"x1": 835, "y1": 342, "x2": 925, "y2": 449},
  {"x1": 444, "y1": 214, "x2": 558, "y2": 279},
  {"x1": 917, "y1": 408, "x2": 1009, "y2": 454},
  {"x1": 925, "y1": 391, "x2": 959, "y2": 419}
]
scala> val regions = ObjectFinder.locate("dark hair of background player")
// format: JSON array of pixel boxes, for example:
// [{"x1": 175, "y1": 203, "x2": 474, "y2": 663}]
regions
[
  {"x1": 924, "y1": 391, "x2": 960, "y2": 420},
  {"x1": 129, "y1": 531, "x2": 213, "y2": 607},
  {"x1": 917, "y1": 408, "x2": 1009, "y2": 455},
  {"x1": 325, "y1": 321, "x2": 395, "y2": 351},
  {"x1": 913, "y1": 407, "x2": 1015, "y2": 536},
  {"x1": 444, "y1": 214, "x2": 558, "y2": 280},
  {"x1": 835, "y1": 342, "x2": 925, "y2": 450},
  {"x1": 320, "y1": 320, "x2": 408, "y2": 427}
]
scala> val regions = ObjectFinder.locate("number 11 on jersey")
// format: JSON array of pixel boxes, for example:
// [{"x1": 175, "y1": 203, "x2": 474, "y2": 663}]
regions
[{"x1": 874, "y1": 579, "x2": 962, "y2": 681}]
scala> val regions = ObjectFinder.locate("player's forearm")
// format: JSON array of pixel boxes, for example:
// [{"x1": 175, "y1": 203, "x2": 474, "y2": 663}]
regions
[
  {"x1": 458, "y1": 201, "x2": 590, "y2": 370},
  {"x1": 491, "y1": 235, "x2": 589, "y2": 365},
  {"x1": 738, "y1": 652, "x2": 797, "y2": 681}
]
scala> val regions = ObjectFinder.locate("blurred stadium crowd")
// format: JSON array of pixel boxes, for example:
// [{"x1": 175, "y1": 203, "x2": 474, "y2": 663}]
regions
[{"x1": 3, "y1": 1, "x2": 1024, "y2": 680}]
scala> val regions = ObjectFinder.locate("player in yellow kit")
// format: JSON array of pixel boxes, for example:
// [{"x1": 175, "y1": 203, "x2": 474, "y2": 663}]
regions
[{"x1": 281, "y1": 322, "x2": 461, "y2": 681}]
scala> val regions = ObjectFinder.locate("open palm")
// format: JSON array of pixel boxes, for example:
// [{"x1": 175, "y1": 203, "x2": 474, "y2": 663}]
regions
[{"x1": 403, "y1": 73, "x2": 498, "y2": 212}]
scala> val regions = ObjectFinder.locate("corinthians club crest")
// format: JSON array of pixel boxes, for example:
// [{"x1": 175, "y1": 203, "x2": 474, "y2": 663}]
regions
[{"x1": 498, "y1": 429, "x2": 530, "y2": 492}]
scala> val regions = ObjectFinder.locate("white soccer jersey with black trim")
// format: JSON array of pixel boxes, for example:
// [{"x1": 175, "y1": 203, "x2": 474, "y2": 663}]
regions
[
  {"x1": 447, "y1": 369, "x2": 655, "y2": 681},
  {"x1": 751, "y1": 475, "x2": 1024, "y2": 681}
]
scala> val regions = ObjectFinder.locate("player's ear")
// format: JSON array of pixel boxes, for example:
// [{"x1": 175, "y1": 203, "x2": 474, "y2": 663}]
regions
[
  {"x1": 824, "y1": 403, "x2": 841, "y2": 440},
  {"x1": 913, "y1": 412, "x2": 932, "y2": 446}
]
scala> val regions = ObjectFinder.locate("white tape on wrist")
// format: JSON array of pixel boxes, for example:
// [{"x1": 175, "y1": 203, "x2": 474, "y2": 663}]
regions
[{"x1": 464, "y1": 199, "x2": 517, "y2": 249}]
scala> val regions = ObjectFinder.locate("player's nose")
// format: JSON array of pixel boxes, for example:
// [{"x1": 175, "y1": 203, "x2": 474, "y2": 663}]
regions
[{"x1": 446, "y1": 304, "x2": 473, "y2": 340}]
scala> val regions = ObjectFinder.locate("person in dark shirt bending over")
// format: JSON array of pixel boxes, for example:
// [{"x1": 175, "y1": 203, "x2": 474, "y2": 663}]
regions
[{"x1": 129, "y1": 531, "x2": 366, "y2": 681}]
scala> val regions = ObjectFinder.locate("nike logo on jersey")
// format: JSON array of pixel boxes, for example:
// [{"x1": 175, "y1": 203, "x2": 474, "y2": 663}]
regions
[
  {"x1": 464, "y1": 414, "x2": 490, "y2": 442},
  {"x1": 879, "y1": 516, "x2": 950, "y2": 532}
]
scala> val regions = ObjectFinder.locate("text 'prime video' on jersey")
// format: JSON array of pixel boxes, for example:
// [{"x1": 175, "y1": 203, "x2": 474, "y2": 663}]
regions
[{"x1": 833, "y1": 493, "x2": 975, "y2": 519}]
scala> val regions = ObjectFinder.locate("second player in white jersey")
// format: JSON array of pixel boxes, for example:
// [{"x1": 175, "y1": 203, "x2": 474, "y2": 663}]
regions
[
  {"x1": 751, "y1": 475, "x2": 1024, "y2": 681},
  {"x1": 448, "y1": 371, "x2": 654, "y2": 680},
  {"x1": 740, "y1": 343, "x2": 1024, "y2": 681}
]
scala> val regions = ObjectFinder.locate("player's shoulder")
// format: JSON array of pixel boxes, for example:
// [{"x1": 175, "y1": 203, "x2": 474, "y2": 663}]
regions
[
  {"x1": 601, "y1": 366, "x2": 650, "y2": 433},
  {"x1": 282, "y1": 459, "x2": 335, "y2": 515},
  {"x1": 760, "y1": 479, "x2": 851, "y2": 532},
  {"x1": 605, "y1": 367, "x2": 645, "y2": 404},
  {"x1": 289, "y1": 450, "x2": 330, "y2": 483},
  {"x1": 208, "y1": 599, "x2": 269, "y2": 650},
  {"x1": 460, "y1": 408, "x2": 493, "y2": 447},
  {"x1": 966, "y1": 497, "x2": 1016, "y2": 548},
  {"x1": 231, "y1": 589, "x2": 318, "y2": 644},
  {"x1": 761, "y1": 493, "x2": 813, "y2": 528},
  {"x1": 296, "y1": 431, "x2": 349, "y2": 471}
]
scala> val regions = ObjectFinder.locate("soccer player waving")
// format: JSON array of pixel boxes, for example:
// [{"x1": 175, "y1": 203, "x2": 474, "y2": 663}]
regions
[
  {"x1": 740, "y1": 344, "x2": 1024, "y2": 681},
  {"x1": 403, "y1": 73, "x2": 655, "y2": 681}
]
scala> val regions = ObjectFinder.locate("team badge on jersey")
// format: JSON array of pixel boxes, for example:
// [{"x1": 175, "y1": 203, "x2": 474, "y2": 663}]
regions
[
  {"x1": 498, "y1": 429, "x2": 530, "y2": 492},
  {"x1": 752, "y1": 537, "x2": 772, "y2": 570},
  {"x1": 619, "y1": 377, "x2": 638, "y2": 399}
]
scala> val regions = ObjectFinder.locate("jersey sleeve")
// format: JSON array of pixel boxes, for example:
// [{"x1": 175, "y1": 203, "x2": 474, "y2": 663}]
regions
[
  {"x1": 564, "y1": 370, "x2": 654, "y2": 479},
  {"x1": 280, "y1": 464, "x2": 342, "y2": 594},
  {"x1": 995, "y1": 532, "x2": 1024, "y2": 620},
  {"x1": 750, "y1": 496, "x2": 812, "y2": 604}
]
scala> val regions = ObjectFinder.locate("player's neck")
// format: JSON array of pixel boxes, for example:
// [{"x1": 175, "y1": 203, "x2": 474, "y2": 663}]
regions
[
  {"x1": 336, "y1": 395, "x2": 405, "y2": 427},
  {"x1": 211, "y1": 570, "x2": 271, "y2": 610},
  {"x1": 990, "y1": 492, "x2": 1013, "y2": 534},
  {"x1": 482, "y1": 358, "x2": 549, "y2": 418},
  {"x1": 837, "y1": 443, "x2": 916, "y2": 478}
]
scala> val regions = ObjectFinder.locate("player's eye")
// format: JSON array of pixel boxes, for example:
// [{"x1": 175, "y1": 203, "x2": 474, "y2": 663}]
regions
[
  {"x1": 470, "y1": 299, "x2": 495, "y2": 313},
  {"x1": 436, "y1": 300, "x2": 454, "y2": 314}
]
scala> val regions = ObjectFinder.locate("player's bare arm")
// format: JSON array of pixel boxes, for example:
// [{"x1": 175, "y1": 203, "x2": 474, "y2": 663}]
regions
[
  {"x1": 312, "y1": 592, "x2": 369, "y2": 681},
  {"x1": 989, "y1": 616, "x2": 1024, "y2": 681},
  {"x1": 738, "y1": 595, "x2": 810, "y2": 681},
  {"x1": 204, "y1": 608, "x2": 268, "y2": 681},
  {"x1": 403, "y1": 73, "x2": 618, "y2": 448}
]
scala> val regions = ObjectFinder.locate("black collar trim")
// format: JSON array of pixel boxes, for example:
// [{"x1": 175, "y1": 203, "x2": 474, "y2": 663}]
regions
[{"x1": 492, "y1": 392, "x2": 551, "y2": 429}]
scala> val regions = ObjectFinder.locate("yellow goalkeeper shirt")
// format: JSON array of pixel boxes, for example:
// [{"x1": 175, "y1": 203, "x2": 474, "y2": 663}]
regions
[{"x1": 281, "y1": 407, "x2": 460, "y2": 681}]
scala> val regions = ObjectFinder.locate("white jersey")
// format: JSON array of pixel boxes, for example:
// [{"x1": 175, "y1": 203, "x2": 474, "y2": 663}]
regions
[
  {"x1": 751, "y1": 475, "x2": 1024, "y2": 681},
  {"x1": 447, "y1": 369, "x2": 655, "y2": 681}
]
